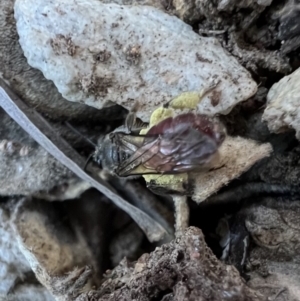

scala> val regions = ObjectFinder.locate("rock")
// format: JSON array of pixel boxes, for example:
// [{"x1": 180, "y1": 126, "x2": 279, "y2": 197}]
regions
[
  {"x1": 245, "y1": 200, "x2": 300, "y2": 301},
  {"x1": 11, "y1": 194, "x2": 112, "y2": 301},
  {"x1": 218, "y1": 197, "x2": 300, "y2": 301},
  {"x1": 0, "y1": 109, "x2": 75, "y2": 196},
  {"x1": 0, "y1": 0, "x2": 122, "y2": 122},
  {"x1": 192, "y1": 136, "x2": 272, "y2": 203},
  {"x1": 14, "y1": 0, "x2": 257, "y2": 122},
  {"x1": 173, "y1": 0, "x2": 272, "y2": 25},
  {"x1": 262, "y1": 67, "x2": 300, "y2": 140},
  {"x1": 0, "y1": 201, "x2": 54, "y2": 300},
  {"x1": 76, "y1": 227, "x2": 264, "y2": 301}
]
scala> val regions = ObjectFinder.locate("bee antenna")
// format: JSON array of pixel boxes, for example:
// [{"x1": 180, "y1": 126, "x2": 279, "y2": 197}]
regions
[
  {"x1": 83, "y1": 153, "x2": 95, "y2": 170},
  {"x1": 65, "y1": 122, "x2": 97, "y2": 147}
]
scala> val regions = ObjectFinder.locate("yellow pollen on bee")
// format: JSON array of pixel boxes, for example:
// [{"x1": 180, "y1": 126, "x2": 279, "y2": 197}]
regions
[
  {"x1": 140, "y1": 105, "x2": 188, "y2": 191},
  {"x1": 169, "y1": 83, "x2": 219, "y2": 110},
  {"x1": 169, "y1": 91, "x2": 202, "y2": 110},
  {"x1": 139, "y1": 107, "x2": 174, "y2": 135},
  {"x1": 143, "y1": 173, "x2": 189, "y2": 193}
]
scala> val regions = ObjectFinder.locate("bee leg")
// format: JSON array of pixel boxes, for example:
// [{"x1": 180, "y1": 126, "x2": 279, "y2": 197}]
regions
[
  {"x1": 125, "y1": 111, "x2": 137, "y2": 132},
  {"x1": 169, "y1": 80, "x2": 221, "y2": 110},
  {"x1": 83, "y1": 153, "x2": 94, "y2": 170},
  {"x1": 64, "y1": 122, "x2": 96, "y2": 147},
  {"x1": 125, "y1": 100, "x2": 146, "y2": 133},
  {"x1": 199, "y1": 79, "x2": 221, "y2": 97},
  {"x1": 173, "y1": 195, "x2": 189, "y2": 237}
]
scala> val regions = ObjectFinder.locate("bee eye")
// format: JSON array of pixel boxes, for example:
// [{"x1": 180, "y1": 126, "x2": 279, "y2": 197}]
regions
[{"x1": 120, "y1": 152, "x2": 130, "y2": 161}]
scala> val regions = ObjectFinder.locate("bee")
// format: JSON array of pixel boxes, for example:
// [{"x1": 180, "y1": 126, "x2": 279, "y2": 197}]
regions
[
  {"x1": 92, "y1": 82, "x2": 226, "y2": 196},
  {"x1": 93, "y1": 111, "x2": 226, "y2": 179}
]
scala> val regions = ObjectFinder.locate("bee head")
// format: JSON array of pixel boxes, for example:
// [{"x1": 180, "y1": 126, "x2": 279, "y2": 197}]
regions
[
  {"x1": 93, "y1": 133, "x2": 121, "y2": 173},
  {"x1": 93, "y1": 136, "x2": 106, "y2": 166}
]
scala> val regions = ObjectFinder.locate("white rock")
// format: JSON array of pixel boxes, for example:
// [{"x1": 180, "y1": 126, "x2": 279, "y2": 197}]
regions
[
  {"x1": 192, "y1": 136, "x2": 272, "y2": 203},
  {"x1": 14, "y1": 0, "x2": 257, "y2": 121},
  {"x1": 263, "y1": 67, "x2": 300, "y2": 139},
  {"x1": 0, "y1": 205, "x2": 54, "y2": 300}
]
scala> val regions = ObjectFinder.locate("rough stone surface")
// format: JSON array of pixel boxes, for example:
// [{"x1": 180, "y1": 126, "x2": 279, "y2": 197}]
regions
[
  {"x1": 244, "y1": 144, "x2": 300, "y2": 188},
  {"x1": 76, "y1": 227, "x2": 265, "y2": 301},
  {"x1": 0, "y1": 109, "x2": 76, "y2": 196},
  {"x1": 0, "y1": 145, "x2": 73, "y2": 196},
  {"x1": 0, "y1": 201, "x2": 54, "y2": 301},
  {"x1": 14, "y1": 0, "x2": 257, "y2": 122},
  {"x1": 192, "y1": 136, "x2": 272, "y2": 203},
  {"x1": 262, "y1": 67, "x2": 300, "y2": 140},
  {"x1": 0, "y1": 0, "x2": 122, "y2": 122},
  {"x1": 11, "y1": 195, "x2": 112, "y2": 301},
  {"x1": 216, "y1": 197, "x2": 300, "y2": 301},
  {"x1": 171, "y1": 0, "x2": 291, "y2": 74},
  {"x1": 173, "y1": 0, "x2": 273, "y2": 23},
  {"x1": 245, "y1": 199, "x2": 300, "y2": 301}
]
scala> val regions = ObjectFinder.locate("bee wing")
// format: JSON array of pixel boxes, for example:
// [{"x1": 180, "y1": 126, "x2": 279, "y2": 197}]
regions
[
  {"x1": 114, "y1": 132, "x2": 146, "y2": 153},
  {"x1": 115, "y1": 137, "x2": 159, "y2": 176},
  {"x1": 116, "y1": 126, "x2": 219, "y2": 177}
]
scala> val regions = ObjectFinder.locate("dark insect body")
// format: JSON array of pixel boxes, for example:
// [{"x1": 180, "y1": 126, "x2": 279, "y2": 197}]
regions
[{"x1": 94, "y1": 113, "x2": 226, "y2": 177}]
